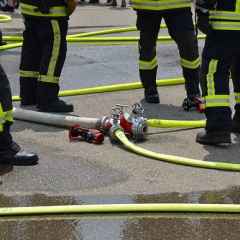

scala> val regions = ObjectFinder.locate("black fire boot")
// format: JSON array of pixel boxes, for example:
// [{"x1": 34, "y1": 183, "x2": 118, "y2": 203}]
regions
[
  {"x1": 144, "y1": 87, "x2": 160, "y2": 104},
  {"x1": 37, "y1": 82, "x2": 74, "y2": 113},
  {"x1": 20, "y1": 77, "x2": 37, "y2": 106},
  {"x1": 197, "y1": 108, "x2": 232, "y2": 145},
  {"x1": 0, "y1": 124, "x2": 38, "y2": 166},
  {"x1": 106, "y1": 0, "x2": 117, "y2": 6},
  {"x1": 0, "y1": 142, "x2": 38, "y2": 166},
  {"x1": 38, "y1": 99, "x2": 74, "y2": 113},
  {"x1": 182, "y1": 65, "x2": 202, "y2": 112},
  {"x1": 121, "y1": 0, "x2": 126, "y2": 7},
  {"x1": 140, "y1": 67, "x2": 159, "y2": 104},
  {"x1": 89, "y1": 0, "x2": 99, "y2": 4},
  {"x1": 182, "y1": 95, "x2": 205, "y2": 113},
  {"x1": 0, "y1": 4, "x2": 15, "y2": 12},
  {"x1": 196, "y1": 130, "x2": 231, "y2": 146},
  {"x1": 0, "y1": 30, "x2": 6, "y2": 46}
]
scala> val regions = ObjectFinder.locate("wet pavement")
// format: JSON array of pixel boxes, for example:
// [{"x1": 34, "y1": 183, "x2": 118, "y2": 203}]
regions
[
  {"x1": 1, "y1": 3, "x2": 240, "y2": 240},
  {"x1": 1, "y1": 189, "x2": 240, "y2": 239}
]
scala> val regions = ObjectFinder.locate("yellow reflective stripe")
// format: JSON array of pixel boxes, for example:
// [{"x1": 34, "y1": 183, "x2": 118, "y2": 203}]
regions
[
  {"x1": 19, "y1": 70, "x2": 39, "y2": 78},
  {"x1": 235, "y1": 92, "x2": 240, "y2": 103},
  {"x1": 47, "y1": 20, "x2": 61, "y2": 82},
  {"x1": 0, "y1": 103, "x2": 4, "y2": 132},
  {"x1": 236, "y1": 0, "x2": 240, "y2": 12},
  {"x1": 180, "y1": 57, "x2": 201, "y2": 69},
  {"x1": 210, "y1": 21, "x2": 240, "y2": 30},
  {"x1": 20, "y1": 3, "x2": 67, "y2": 17},
  {"x1": 209, "y1": 11, "x2": 240, "y2": 20},
  {"x1": 5, "y1": 110, "x2": 13, "y2": 122},
  {"x1": 204, "y1": 95, "x2": 230, "y2": 108},
  {"x1": 0, "y1": 104, "x2": 13, "y2": 132},
  {"x1": 206, "y1": 59, "x2": 218, "y2": 96},
  {"x1": 130, "y1": 0, "x2": 190, "y2": 10},
  {"x1": 39, "y1": 75, "x2": 59, "y2": 83},
  {"x1": 139, "y1": 56, "x2": 158, "y2": 70}
]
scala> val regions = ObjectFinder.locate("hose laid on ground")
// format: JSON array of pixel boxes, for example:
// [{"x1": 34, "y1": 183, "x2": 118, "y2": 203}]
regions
[
  {"x1": 114, "y1": 128, "x2": 240, "y2": 171},
  {"x1": 12, "y1": 77, "x2": 185, "y2": 101},
  {"x1": 2, "y1": 34, "x2": 206, "y2": 44},
  {"x1": 13, "y1": 108, "x2": 101, "y2": 129},
  {"x1": 13, "y1": 107, "x2": 205, "y2": 130},
  {"x1": 0, "y1": 14, "x2": 11, "y2": 23},
  {"x1": 67, "y1": 35, "x2": 206, "y2": 43},
  {"x1": 68, "y1": 26, "x2": 138, "y2": 38},
  {"x1": 0, "y1": 25, "x2": 166, "y2": 42},
  {"x1": 147, "y1": 119, "x2": 206, "y2": 128},
  {"x1": 0, "y1": 42, "x2": 22, "y2": 51},
  {"x1": 1, "y1": 203, "x2": 240, "y2": 216}
]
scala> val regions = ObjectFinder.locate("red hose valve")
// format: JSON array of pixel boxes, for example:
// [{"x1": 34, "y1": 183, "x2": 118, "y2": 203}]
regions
[{"x1": 69, "y1": 125, "x2": 104, "y2": 144}]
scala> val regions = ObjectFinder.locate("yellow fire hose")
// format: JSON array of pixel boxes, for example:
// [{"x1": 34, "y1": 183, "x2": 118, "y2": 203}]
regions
[
  {"x1": 0, "y1": 42, "x2": 22, "y2": 51},
  {"x1": 12, "y1": 77, "x2": 185, "y2": 101},
  {"x1": 147, "y1": 119, "x2": 206, "y2": 128},
  {"x1": 1, "y1": 203, "x2": 240, "y2": 216},
  {"x1": 2, "y1": 25, "x2": 163, "y2": 42},
  {"x1": 2, "y1": 34, "x2": 206, "y2": 44},
  {"x1": 113, "y1": 128, "x2": 240, "y2": 171},
  {"x1": 68, "y1": 26, "x2": 138, "y2": 38}
]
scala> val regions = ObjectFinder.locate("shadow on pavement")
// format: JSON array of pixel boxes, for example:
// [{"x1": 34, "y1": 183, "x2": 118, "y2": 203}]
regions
[
  {"x1": 203, "y1": 135, "x2": 240, "y2": 164},
  {"x1": 140, "y1": 99, "x2": 205, "y2": 120},
  {"x1": 0, "y1": 165, "x2": 13, "y2": 179},
  {"x1": 12, "y1": 120, "x2": 64, "y2": 133}
]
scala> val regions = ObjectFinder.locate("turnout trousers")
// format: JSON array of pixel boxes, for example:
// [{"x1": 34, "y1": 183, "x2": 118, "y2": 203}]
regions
[
  {"x1": 201, "y1": 32, "x2": 240, "y2": 132},
  {"x1": 19, "y1": 16, "x2": 68, "y2": 106},
  {"x1": 0, "y1": 64, "x2": 13, "y2": 150},
  {"x1": 136, "y1": 8, "x2": 201, "y2": 97}
]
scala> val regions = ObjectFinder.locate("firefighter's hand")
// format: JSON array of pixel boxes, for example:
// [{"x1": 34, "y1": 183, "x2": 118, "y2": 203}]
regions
[
  {"x1": 196, "y1": 10, "x2": 212, "y2": 35},
  {"x1": 66, "y1": 0, "x2": 78, "y2": 16}
]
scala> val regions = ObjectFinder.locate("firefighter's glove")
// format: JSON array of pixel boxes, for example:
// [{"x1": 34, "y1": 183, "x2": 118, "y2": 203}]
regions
[
  {"x1": 66, "y1": 0, "x2": 77, "y2": 16},
  {"x1": 196, "y1": 9, "x2": 212, "y2": 35}
]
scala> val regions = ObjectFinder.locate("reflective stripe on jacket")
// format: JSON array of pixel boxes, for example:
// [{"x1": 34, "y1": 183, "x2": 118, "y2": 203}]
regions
[
  {"x1": 209, "y1": 0, "x2": 240, "y2": 30},
  {"x1": 129, "y1": 0, "x2": 191, "y2": 11},
  {"x1": 20, "y1": 2, "x2": 67, "y2": 17}
]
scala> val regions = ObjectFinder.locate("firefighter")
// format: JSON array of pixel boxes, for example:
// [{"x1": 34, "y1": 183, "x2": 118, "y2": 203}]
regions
[
  {"x1": 130, "y1": 0, "x2": 202, "y2": 111},
  {"x1": 195, "y1": 0, "x2": 240, "y2": 145},
  {"x1": 0, "y1": 64, "x2": 38, "y2": 165},
  {"x1": 19, "y1": 0, "x2": 77, "y2": 112}
]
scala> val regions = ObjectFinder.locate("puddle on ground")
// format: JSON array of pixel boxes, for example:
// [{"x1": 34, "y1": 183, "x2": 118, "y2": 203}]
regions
[{"x1": 1, "y1": 186, "x2": 240, "y2": 239}]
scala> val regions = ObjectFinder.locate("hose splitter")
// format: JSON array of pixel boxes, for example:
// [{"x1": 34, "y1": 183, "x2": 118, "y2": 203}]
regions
[{"x1": 104, "y1": 103, "x2": 148, "y2": 142}]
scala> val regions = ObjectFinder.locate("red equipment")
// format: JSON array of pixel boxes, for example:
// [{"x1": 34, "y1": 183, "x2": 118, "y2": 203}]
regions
[
  {"x1": 182, "y1": 96, "x2": 205, "y2": 113},
  {"x1": 69, "y1": 125, "x2": 104, "y2": 144}
]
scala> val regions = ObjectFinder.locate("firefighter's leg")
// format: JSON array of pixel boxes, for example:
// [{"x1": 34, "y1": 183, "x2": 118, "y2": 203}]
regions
[
  {"x1": 196, "y1": 37, "x2": 232, "y2": 145},
  {"x1": 37, "y1": 19, "x2": 73, "y2": 113},
  {"x1": 19, "y1": 17, "x2": 41, "y2": 106},
  {"x1": 165, "y1": 9, "x2": 203, "y2": 111},
  {"x1": 0, "y1": 64, "x2": 14, "y2": 150},
  {"x1": 230, "y1": 55, "x2": 240, "y2": 132},
  {"x1": 0, "y1": 29, "x2": 6, "y2": 46},
  {"x1": 136, "y1": 11, "x2": 160, "y2": 103},
  {"x1": 0, "y1": 64, "x2": 38, "y2": 165}
]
